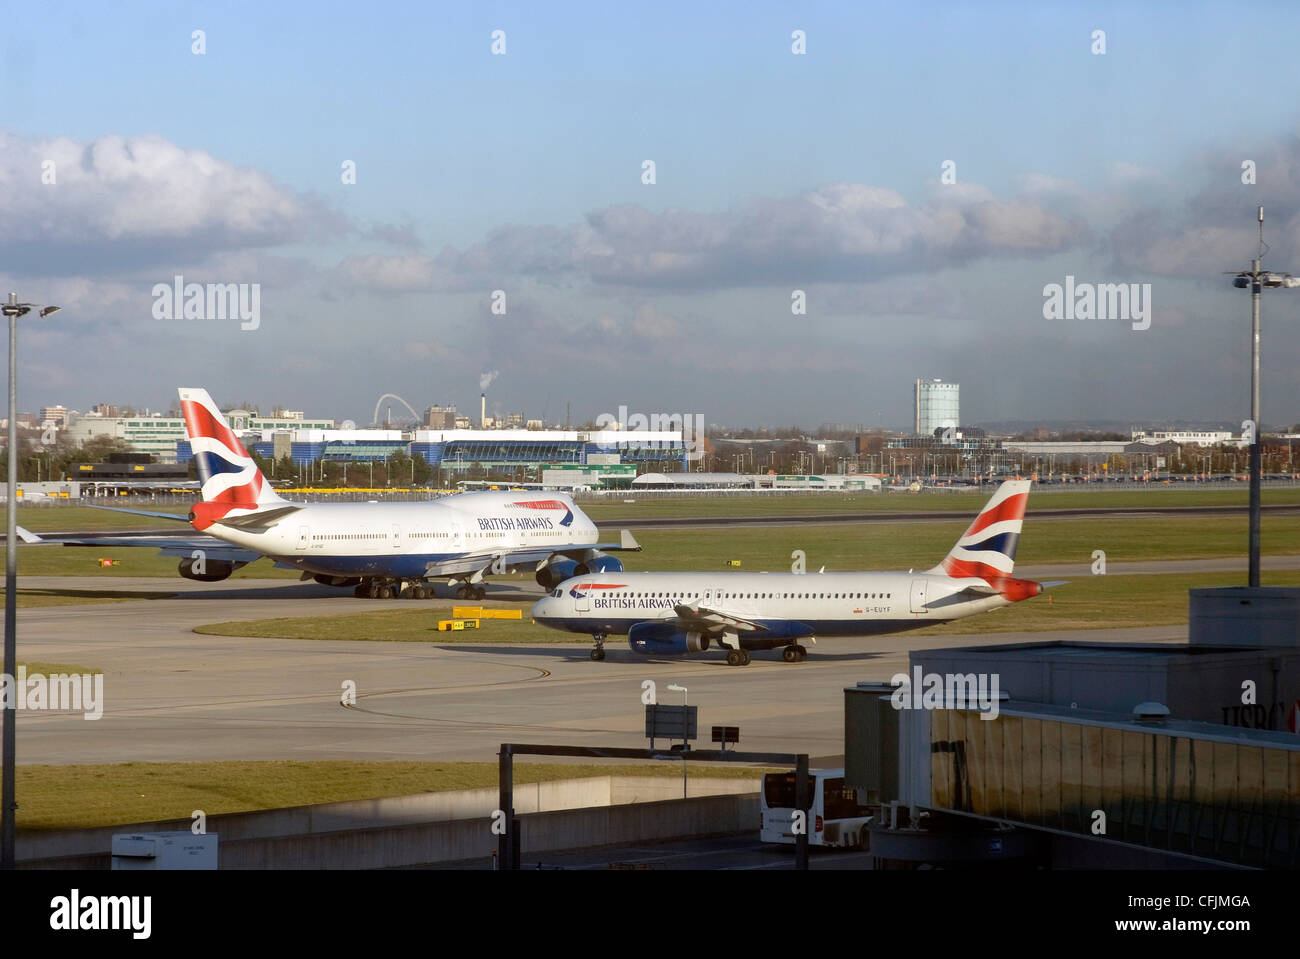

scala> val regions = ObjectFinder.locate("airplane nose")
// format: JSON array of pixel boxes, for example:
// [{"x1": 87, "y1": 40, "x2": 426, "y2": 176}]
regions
[{"x1": 530, "y1": 597, "x2": 550, "y2": 619}]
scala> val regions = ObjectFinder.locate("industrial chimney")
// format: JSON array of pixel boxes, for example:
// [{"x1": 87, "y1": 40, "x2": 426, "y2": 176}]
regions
[{"x1": 481, "y1": 393, "x2": 486, "y2": 429}]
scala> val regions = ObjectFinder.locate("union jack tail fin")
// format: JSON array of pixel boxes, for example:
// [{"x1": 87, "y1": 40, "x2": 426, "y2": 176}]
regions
[
  {"x1": 929, "y1": 480, "x2": 1030, "y2": 581},
  {"x1": 179, "y1": 387, "x2": 284, "y2": 528}
]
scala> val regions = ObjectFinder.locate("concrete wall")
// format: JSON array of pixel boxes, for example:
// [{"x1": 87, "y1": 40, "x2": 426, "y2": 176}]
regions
[
  {"x1": 218, "y1": 794, "x2": 759, "y2": 869},
  {"x1": 18, "y1": 775, "x2": 761, "y2": 869}
]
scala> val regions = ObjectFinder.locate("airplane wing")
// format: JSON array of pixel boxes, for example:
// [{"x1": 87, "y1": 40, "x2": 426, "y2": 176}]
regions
[
  {"x1": 14, "y1": 527, "x2": 261, "y2": 563},
  {"x1": 86, "y1": 504, "x2": 194, "y2": 522},
  {"x1": 670, "y1": 603, "x2": 767, "y2": 633},
  {"x1": 554, "y1": 530, "x2": 642, "y2": 556},
  {"x1": 425, "y1": 531, "x2": 642, "y2": 579}
]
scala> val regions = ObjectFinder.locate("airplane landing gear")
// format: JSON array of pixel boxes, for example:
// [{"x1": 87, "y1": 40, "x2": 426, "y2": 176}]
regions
[
  {"x1": 590, "y1": 634, "x2": 607, "y2": 661},
  {"x1": 726, "y1": 649, "x2": 751, "y2": 667},
  {"x1": 355, "y1": 578, "x2": 438, "y2": 599},
  {"x1": 454, "y1": 584, "x2": 486, "y2": 601},
  {"x1": 782, "y1": 644, "x2": 808, "y2": 663}
]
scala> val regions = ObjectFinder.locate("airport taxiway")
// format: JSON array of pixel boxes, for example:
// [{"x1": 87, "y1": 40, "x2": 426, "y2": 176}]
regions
[{"x1": 11, "y1": 558, "x2": 1272, "y2": 767}]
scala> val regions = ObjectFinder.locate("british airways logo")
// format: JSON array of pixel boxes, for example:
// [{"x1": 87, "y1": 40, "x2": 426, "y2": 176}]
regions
[{"x1": 478, "y1": 515, "x2": 555, "y2": 531}]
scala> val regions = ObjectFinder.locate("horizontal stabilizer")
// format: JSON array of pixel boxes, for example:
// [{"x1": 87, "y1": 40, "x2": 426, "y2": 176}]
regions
[
  {"x1": 215, "y1": 504, "x2": 303, "y2": 528},
  {"x1": 954, "y1": 583, "x2": 1000, "y2": 597}
]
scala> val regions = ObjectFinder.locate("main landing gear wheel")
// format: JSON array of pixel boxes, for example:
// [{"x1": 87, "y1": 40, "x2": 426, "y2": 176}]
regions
[
  {"x1": 455, "y1": 585, "x2": 470, "y2": 600},
  {"x1": 726, "y1": 649, "x2": 751, "y2": 666},
  {"x1": 472, "y1": 586, "x2": 486, "y2": 600},
  {"x1": 793, "y1": 644, "x2": 808, "y2": 661},
  {"x1": 782, "y1": 646, "x2": 799, "y2": 663}
]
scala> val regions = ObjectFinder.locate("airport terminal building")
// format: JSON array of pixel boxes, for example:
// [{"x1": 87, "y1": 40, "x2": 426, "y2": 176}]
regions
[{"x1": 176, "y1": 426, "x2": 687, "y2": 475}]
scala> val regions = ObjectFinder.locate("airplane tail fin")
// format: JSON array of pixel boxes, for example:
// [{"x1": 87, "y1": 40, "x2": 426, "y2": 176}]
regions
[
  {"x1": 178, "y1": 387, "x2": 285, "y2": 529},
  {"x1": 928, "y1": 480, "x2": 1030, "y2": 580}
]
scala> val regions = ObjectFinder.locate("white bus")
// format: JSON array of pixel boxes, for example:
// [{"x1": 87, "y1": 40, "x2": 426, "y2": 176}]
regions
[{"x1": 759, "y1": 768, "x2": 873, "y2": 849}]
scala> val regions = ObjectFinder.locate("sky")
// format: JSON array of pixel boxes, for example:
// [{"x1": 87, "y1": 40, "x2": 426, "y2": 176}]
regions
[{"x1": 5, "y1": 0, "x2": 1300, "y2": 431}]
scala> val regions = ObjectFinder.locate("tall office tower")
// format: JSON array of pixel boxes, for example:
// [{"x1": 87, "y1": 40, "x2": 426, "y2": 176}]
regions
[{"x1": 914, "y1": 379, "x2": 960, "y2": 436}]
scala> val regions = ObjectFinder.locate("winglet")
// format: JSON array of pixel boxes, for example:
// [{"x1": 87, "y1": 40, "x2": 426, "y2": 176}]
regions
[
  {"x1": 15, "y1": 526, "x2": 42, "y2": 544},
  {"x1": 620, "y1": 530, "x2": 641, "y2": 551}
]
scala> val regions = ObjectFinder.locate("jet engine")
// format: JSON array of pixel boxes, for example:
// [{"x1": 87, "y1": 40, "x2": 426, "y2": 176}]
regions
[
  {"x1": 534, "y1": 558, "x2": 579, "y2": 590},
  {"x1": 628, "y1": 621, "x2": 710, "y2": 655},
  {"x1": 178, "y1": 556, "x2": 237, "y2": 582}
]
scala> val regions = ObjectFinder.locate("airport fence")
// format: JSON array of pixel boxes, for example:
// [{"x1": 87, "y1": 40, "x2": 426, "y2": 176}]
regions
[{"x1": 7, "y1": 477, "x2": 1300, "y2": 509}]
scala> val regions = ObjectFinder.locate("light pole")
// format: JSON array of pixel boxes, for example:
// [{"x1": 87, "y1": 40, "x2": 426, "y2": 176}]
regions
[
  {"x1": 1226, "y1": 207, "x2": 1298, "y2": 586},
  {"x1": 2, "y1": 293, "x2": 60, "y2": 870}
]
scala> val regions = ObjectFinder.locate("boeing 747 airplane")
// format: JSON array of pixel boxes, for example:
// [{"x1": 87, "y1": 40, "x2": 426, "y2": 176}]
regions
[
  {"x1": 530, "y1": 480, "x2": 1057, "y2": 663},
  {"x1": 21, "y1": 387, "x2": 639, "y2": 599}
]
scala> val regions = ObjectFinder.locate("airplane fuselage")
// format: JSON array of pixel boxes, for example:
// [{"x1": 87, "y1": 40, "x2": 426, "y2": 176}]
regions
[
  {"x1": 205, "y1": 492, "x2": 599, "y2": 579},
  {"x1": 531, "y1": 570, "x2": 1012, "y2": 638}
]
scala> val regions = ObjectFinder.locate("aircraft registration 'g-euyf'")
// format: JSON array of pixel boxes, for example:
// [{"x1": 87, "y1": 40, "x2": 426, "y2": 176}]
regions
[
  {"x1": 530, "y1": 480, "x2": 1060, "y2": 664},
  {"x1": 18, "y1": 387, "x2": 639, "y2": 600}
]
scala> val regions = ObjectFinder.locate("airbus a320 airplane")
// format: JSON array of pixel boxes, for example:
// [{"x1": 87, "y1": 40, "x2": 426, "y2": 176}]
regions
[
  {"x1": 531, "y1": 480, "x2": 1058, "y2": 663},
  {"x1": 21, "y1": 387, "x2": 640, "y2": 599}
]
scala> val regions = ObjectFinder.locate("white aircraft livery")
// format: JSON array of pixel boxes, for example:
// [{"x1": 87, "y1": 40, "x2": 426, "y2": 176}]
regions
[
  {"x1": 530, "y1": 480, "x2": 1057, "y2": 664},
  {"x1": 22, "y1": 387, "x2": 639, "y2": 599}
]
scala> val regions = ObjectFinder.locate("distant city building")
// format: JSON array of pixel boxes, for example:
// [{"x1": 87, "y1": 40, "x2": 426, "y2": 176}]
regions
[
  {"x1": 424, "y1": 406, "x2": 457, "y2": 429},
  {"x1": 39, "y1": 405, "x2": 68, "y2": 427},
  {"x1": 68, "y1": 409, "x2": 334, "y2": 462},
  {"x1": 1131, "y1": 429, "x2": 1242, "y2": 447},
  {"x1": 914, "y1": 379, "x2": 959, "y2": 436},
  {"x1": 64, "y1": 414, "x2": 188, "y2": 461},
  {"x1": 224, "y1": 410, "x2": 333, "y2": 433}
]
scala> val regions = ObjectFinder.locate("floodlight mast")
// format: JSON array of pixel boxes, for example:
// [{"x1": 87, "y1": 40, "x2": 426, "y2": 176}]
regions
[
  {"x1": 1225, "y1": 208, "x2": 1296, "y2": 587},
  {"x1": 1, "y1": 292, "x2": 61, "y2": 869}
]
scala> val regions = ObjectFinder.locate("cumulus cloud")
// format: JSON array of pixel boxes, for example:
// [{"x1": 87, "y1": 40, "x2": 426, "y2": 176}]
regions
[
  {"x1": 427, "y1": 181, "x2": 1087, "y2": 290},
  {"x1": 331, "y1": 253, "x2": 441, "y2": 293},
  {"x1": 1108, "y1": 136, "x2": 1300, "y2": 276},
  {"x1": 0, "y1": 130, "x2": 343, "y2": 274}
]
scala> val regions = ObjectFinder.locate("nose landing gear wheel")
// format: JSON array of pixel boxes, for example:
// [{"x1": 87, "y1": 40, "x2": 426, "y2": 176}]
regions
[{"x1": 590, "y1": 648, "x2": 605, "y2": 661}]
